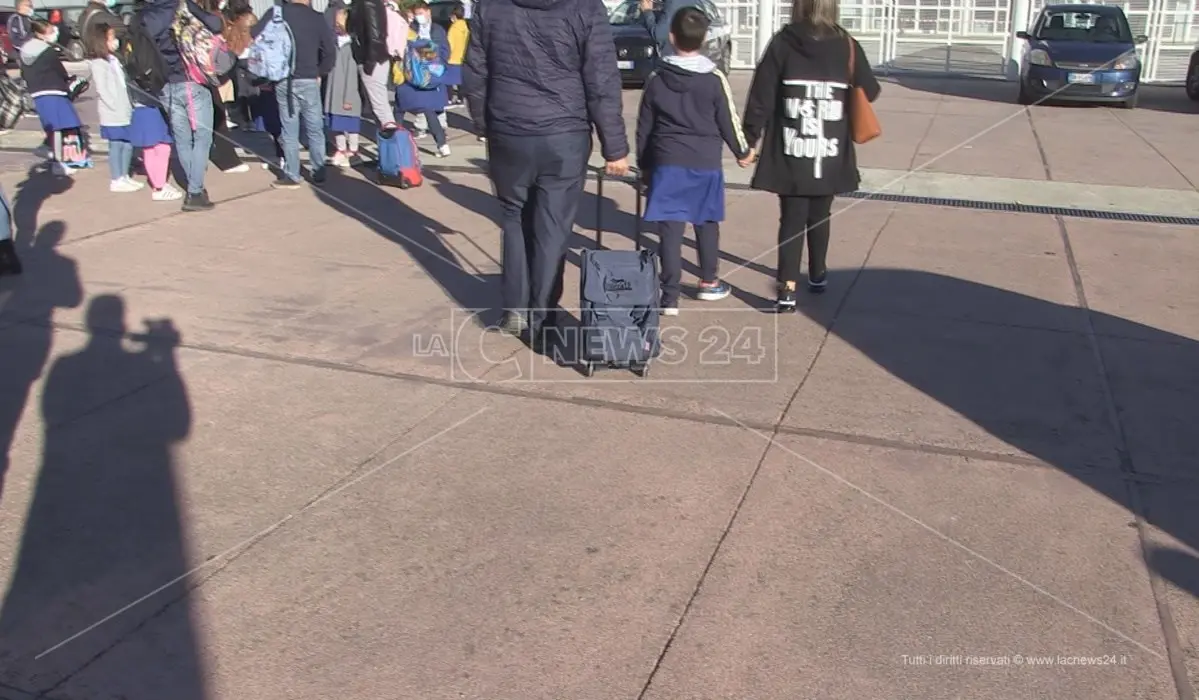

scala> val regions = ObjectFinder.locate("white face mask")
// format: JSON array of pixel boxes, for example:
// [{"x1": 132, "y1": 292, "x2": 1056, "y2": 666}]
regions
[
  {"x1": 108, "y1": 38, "x2": 119, "y2": 52},
  {"x1": 45, "y1": 28, "x2": 59, "y2": 44},
  {"x1": 415, "y1": 13, "x2": 430, "y2": 26},
  {"x1": 219, "y1": 0, "x2": 228, "y2": 8}
]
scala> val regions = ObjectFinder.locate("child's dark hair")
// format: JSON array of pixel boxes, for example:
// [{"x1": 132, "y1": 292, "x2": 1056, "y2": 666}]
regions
[
  {"x1": 451, "y1": 2, "x2": 465, "y2": 19},
  {"x1": 85, "y1": 23, "x2": 114, "y2": 59},
  {"x1": 31, "y1": 18, "x2": 54, "y2": 38},
  {"x1": 670, "y1": 7, "x2": 710, "y2": 52},
  {"x1": 411, "y1": 1, "x2": 430, "y2": 9}
]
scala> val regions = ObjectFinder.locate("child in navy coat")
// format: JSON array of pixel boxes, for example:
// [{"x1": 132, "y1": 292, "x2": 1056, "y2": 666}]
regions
[{"x1": 635, "y1": 7, "x2": 750, "y2": 315}]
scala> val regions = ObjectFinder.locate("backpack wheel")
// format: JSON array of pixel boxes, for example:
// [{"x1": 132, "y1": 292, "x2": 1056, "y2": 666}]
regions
[
  {"x1": 582, "y1": 361, "x2": 595, "y2": 378},
  {"x1": 633, "y1": 362, "x2": 650, "y2": 378}
]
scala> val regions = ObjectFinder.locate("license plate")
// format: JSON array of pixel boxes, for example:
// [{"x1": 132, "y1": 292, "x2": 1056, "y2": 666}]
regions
[
  {"x1": 1067, "y1": 73, "x2": 1096, "y2": 84},
  {"x1": 617, "y1": 61, "x2": 635, "y2": 70}
]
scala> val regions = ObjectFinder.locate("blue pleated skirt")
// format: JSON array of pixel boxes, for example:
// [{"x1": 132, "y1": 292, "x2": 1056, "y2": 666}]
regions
[
  {"x1": 644, "y1": 165, "x2": 725, "y2": 223},
  {"x1": 33, "y1": 94, "x2": 82, "y2": 132},
  {"x1": 100, "y1": 106, "x2": 173, "y2": 147}
]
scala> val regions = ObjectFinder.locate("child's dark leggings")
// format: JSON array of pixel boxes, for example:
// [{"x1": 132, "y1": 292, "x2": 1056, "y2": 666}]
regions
[
  {"x1": 777, "y1": 195, "x2": 834, "y2": 284},
  {"x1": 658, "y1": 220, "x2": 719, "y2": 306}
]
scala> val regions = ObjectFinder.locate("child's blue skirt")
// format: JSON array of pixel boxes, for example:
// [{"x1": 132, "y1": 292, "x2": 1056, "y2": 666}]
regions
[
  {"x1": 644, "y1": 166, "x2": 725, "y2": 224},
  {"x1": 325, "y1": 113, "x2": 360, "y2": 134},
  {"x1": 100, "y1": 106, "x2": 173, "y2": 147},
  {"x1": 33, "y1": 94, "x2": 82, "y2": 132}
]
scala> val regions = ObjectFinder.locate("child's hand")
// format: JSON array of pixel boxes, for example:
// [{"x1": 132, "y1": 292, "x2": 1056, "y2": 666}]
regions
[{"x1": 737, "y1": 149, "x2": 757, "y2": 168}]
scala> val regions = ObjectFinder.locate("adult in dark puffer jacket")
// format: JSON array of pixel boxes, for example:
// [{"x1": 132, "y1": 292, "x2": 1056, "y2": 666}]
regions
[
  {"x1": 142, "y1": 0, "x2": 225, "y2": 212},
  {"x1": 465, "y1": 0, "x2": 629, "y2": 341}
]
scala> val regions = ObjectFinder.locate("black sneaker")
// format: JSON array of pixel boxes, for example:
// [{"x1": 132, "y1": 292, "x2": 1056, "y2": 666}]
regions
[
  {"x1": 776, "y1": 284, "x2": 797, "y2": 313},
  {"x1": 271, "y1": 177, "x2": 302, "y2": 190},
  {"x1": 0, "y1": 239, "x2": 22, "y2": 276},
  {"x1": 181, "y1": 191, "x2": 214, "y2": 212},
  {"x1": 310, "y1": 167, "x2": 327, "y2": 185},
  {"x1": 807, "y1": 270, "x2": 828, "y2": 294}
]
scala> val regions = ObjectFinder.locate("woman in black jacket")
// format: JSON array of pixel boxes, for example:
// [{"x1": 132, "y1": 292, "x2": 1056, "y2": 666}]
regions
[{"x1": 742, "y1": 0, "x2": 880, "y2": 311}]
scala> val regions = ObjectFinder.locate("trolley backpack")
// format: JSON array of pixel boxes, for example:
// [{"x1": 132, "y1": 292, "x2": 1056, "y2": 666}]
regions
[
  {"x1": 578, "y1": 172, "x2": 660, "y2": 378},
  {"x1": 0, "y1": 75, "x2": 25, "y2": 129},
  {"x1": 376, "y1": 127, "x2": 423, "y2": 189}
]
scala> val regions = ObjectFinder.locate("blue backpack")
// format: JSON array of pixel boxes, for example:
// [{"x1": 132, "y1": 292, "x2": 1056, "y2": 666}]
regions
[
  {"x1": 403, "y1": 39, "x2": 445, "y2": 89},
  {"x1": 247, "y1": 6, "x2": 294, "y2": 82}
]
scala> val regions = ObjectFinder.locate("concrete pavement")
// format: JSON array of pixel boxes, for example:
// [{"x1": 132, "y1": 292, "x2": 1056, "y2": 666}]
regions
[{"x1": 0, "y1": 75, "x2": 1197, "y2": 700}]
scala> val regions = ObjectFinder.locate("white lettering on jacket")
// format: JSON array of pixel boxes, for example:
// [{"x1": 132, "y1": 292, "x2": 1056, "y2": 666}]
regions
[{"x1": 781, "y1": 80, "x2": 847, "y2": 180}]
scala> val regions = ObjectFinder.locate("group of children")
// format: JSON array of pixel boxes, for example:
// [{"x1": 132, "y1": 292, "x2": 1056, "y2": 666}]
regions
[{"x1": 19, "y1": 0, "x2": 471, "y2": 199}]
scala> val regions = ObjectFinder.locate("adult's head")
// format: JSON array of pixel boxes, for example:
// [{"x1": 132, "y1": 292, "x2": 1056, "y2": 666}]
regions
[
  {"x1": 668, "y1": 6, "x2": 708, "y2": 54},
  {"x1": 790, "y1": 0, "x2": 841, "y2": 35},
  {"x1": 16, "y1": 0, "x2": 31, "y2": 16},
  {"x1": 411, "y1": 1, "x2": 431, "y2": 27}
]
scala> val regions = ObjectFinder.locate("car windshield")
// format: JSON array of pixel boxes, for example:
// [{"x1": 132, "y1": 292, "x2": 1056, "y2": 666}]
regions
[
  {"x1": 609, "y1": 1, "x2": 644, "y2": 25},
  {"x1": 1035, "y1": 9, "x2": 1133, "y2": 42}
]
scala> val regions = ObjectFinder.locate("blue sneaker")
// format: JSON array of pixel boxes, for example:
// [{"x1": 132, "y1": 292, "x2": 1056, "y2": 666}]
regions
[{"x1": 696, "y1": 279, "x2": 731, "y2": 301}]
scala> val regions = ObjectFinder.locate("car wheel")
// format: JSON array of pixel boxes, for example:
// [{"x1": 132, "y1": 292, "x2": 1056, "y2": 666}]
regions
[
  {"x1": 1017, "y1": 82, "x2": 1033, "y2": 106},
  {"x1": 66, "y1": 40, "x2": 84, "y2": 63},
  {"x1": 1187, "y1": 59, "x2": 1199, "y2": 101}
]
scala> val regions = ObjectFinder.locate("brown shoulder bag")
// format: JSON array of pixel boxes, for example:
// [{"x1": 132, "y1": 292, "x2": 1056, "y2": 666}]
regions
[{"x1": 847, "y1": 35, "x2": 881, "y2": 144}]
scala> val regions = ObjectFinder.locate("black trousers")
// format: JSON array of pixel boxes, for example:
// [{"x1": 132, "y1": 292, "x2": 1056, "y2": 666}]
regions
[
  {"x1": 488, "y1": 131, "x2": 590, "y2": 330},
  {"x1": 777, "y1": 195, "x2": 834, "y2": 284},
  {"x1": 209, "y1": 90, "x2": 243, "y2": 171},
  {"x1": 657, "y1": 221, "x2": 719, "y2": 306}
]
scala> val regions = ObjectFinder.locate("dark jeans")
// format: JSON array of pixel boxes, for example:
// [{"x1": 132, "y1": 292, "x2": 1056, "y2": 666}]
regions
[
  {"x1": 777, "y1": 195, "x2": 834, "y2": 284},
  {"x1": 658, "y1": 220, "x2": 719, "y2": 306},
  {"x1": 488, "y1": 131, "x2": 591, "y2": 331}
]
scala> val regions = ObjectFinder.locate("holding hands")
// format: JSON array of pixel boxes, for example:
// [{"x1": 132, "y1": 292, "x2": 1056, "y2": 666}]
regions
[{"x1": 737, "y1": 148, "x2": 757, "y2": 169}]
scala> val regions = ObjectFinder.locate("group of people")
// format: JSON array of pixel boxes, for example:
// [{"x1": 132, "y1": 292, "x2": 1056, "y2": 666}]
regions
[
  {"x1": 466, "y1": 0, "x2": 879, "y2": 324},
  {"x1": 1, "y1": 0, "x2": 880, "y2": 321},
  {"x1": 8, "y1": 0, "x2": 471, "y2": 207}
]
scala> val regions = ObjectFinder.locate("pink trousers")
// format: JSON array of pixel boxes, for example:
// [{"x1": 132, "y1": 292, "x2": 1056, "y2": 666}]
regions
[{"x1": 141, "y1": 143, "x2": 172, "y2": 190}]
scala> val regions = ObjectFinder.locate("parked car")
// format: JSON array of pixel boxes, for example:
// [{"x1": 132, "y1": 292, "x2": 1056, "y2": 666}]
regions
[
  {"x1": 1016, "y1": 4, "x2": 1144, "y2": 109},
  {"x1": 1186, "y1": 48, "x2": 1199, "y2": 101},
  {"x1": 608, "y1": 0, "x2": 732, "y2": 86}
]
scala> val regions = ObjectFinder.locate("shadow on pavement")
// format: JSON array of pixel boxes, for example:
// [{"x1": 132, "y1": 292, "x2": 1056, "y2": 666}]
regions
[
  {"x1": 315, "y1": 168, "x2": 498, "y2": 322},
  {"x1": 0, "y1": 166, "x2": 82, "y2": 505},
  {"x1": 883, "y1": 74, "x2": 1199, "y2": 114},
  {"x1": 799, "y1": 267, "x2": 1199, "y2": 605},
  {"x1": 0, "y1": 295, "x2": 204, "y2": 698}
]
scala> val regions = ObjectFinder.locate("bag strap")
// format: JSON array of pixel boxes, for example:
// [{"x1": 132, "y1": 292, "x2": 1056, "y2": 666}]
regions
[{"x1": 846, "y1": 34, "x2": 856, "y2": 88}]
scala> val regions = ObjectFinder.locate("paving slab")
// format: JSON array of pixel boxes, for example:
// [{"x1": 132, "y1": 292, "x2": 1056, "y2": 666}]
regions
[
  {"x1": 1140, "y1": 484, "x2": 1199, "y2": 690},
  {"x1": 641, "y1": 434, "x2": 1174, "y2": 700},
  {"x1": 47, "y1": 393, "x2": 766, "y2": 700},
  {"x1": 845, "y1": 205, "x2": 1082, "y2": 332},
  {"x1": 786, "y1": 309, "x2": 1119, "y2": 469},
  {"x1": 1065, "y1": 218, "x2": 1199, "y2": 343},
  {"x1": 910, "y1": 112, "x2": 1048, "y2": 180},
  {"x1": 0, "y1": 340, "x2": 457, "y2": 694}
]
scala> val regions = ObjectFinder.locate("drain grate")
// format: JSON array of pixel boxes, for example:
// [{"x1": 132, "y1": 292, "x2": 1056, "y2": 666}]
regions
[{"x1": 835, "y1": 190, "x2": 1199, "y2": 226}]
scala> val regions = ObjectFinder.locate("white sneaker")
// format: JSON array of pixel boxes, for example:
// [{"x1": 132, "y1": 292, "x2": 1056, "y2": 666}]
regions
[
  {"x1": 331, "y1": 151, "x2": 351, "y2": 169},
  {"x1": 152, "y1": 183, "x2": 184, "y2": 201},
  {"x1": 110, "y1": 178, "x2": 142, "y2": 193},
  {"x1": 223, "y1": 163, "x2": 250, "y2": 174},
  {"x1": 437, "y1": 144, "x2": 451, "y2": 158},
  {"x1": 414, "y1": 130, "x2": 428, "y2": 140},
  {"x1": 51, "y1": 162, "x2": 73, "y2": 177},
  {"x1": 121, "y1": 176, "x2": 146, "y2": 191},
  {"x1": 661, "y1": 306, "x2": 679, "y2": 317}
]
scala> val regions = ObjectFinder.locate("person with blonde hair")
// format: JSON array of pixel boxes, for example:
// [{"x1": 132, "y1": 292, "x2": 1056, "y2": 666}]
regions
[{"x1": 742, "y1": 0, "x2": 880, "y2": 311}]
